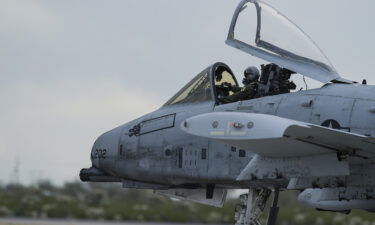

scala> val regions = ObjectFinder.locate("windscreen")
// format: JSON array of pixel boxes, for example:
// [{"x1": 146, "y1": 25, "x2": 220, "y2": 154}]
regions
[{"x1": 164, "y1": 69, "x2": 212, "y2": 105}]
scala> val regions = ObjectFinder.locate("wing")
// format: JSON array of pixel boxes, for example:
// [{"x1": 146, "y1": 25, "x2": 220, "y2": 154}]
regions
[{"x1": 181, "y1": 112, "x2": 375, "y2": 159}]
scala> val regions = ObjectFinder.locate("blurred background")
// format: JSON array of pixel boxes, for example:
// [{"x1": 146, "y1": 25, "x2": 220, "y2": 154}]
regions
[
  {"x1": 1, "y1": 0, "x2": 375, "y2": 224},
  {"x1": 1, "y1": 182, "x2": 375, "y2": 225}
]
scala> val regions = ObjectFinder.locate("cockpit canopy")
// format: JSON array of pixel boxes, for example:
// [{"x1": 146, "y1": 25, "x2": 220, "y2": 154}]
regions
[
  {"x1": 226, "y1": 0, "x2": 351, "y2": 84},
  {"x1": 164, "y1": 63, "x2": 238, "y2": 106},
  {"x1": 164, "y1": 1, "x2": 354, "y2": 107}
]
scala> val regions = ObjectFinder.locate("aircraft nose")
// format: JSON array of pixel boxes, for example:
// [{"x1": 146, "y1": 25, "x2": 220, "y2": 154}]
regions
[{"x1": 90, "y1": 127, "x2": 122, "y2": 170}]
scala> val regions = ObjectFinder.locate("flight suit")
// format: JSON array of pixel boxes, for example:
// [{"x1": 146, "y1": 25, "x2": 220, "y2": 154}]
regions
[{"x1": 219, "y1": 82, "x2": 258, "y2": 103}]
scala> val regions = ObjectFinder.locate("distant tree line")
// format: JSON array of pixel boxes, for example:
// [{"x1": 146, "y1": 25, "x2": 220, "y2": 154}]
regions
[{"x1": 0, "y1": 181, "x2": 374, "y2": 225}]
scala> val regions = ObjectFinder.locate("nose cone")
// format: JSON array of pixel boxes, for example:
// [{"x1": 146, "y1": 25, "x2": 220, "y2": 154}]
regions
[{"x1": 91, "y1": 126, "x2": 122, "y2": 171}]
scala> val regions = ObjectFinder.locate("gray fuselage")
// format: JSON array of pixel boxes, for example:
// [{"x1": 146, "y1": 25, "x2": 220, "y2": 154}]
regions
[{"x1": 90, "y1": 83, "x2": 375, "y2": 189}]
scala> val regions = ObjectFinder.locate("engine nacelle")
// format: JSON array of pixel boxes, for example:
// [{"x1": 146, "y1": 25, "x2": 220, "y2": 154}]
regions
[{"x1": 298, "y1": 188, "x2": 375, "y2": 212}]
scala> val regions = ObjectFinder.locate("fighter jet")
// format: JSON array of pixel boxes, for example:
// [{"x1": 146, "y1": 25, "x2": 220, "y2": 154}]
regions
[{"x1": 80, "y1": 1, "x2": 375, "y2": 225}]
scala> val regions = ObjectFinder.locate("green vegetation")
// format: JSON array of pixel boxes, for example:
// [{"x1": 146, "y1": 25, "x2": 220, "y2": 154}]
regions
[
  {"x1": 0, "y1": 181, "x2": 374, "y2": 224},
  {"x1": 0, "y1": 181, "x2": 235, "y2": 223}
]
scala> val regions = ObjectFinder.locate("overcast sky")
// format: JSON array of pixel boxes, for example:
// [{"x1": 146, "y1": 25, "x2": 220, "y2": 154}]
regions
[{"x1": 1, "y1": 0, "x2": 375, "y2": 185}]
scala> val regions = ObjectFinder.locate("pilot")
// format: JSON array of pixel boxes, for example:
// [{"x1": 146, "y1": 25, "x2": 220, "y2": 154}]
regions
[{"x1": 219, "y1": 66, "x2": 260, "y2": 103}]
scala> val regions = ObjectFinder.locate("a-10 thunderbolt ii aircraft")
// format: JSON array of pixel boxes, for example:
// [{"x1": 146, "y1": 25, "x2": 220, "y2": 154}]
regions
[{"x1": 80, "y1": 1, "x2": 375, "y2": 224}]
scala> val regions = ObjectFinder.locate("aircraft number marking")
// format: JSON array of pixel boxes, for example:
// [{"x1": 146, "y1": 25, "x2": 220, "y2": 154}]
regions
[{"x1": 94, "y1": 149, "x2": 107, "y2": 159}]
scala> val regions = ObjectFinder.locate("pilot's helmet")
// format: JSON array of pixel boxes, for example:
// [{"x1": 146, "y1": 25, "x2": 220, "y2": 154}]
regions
[{"x1": 244, "y1": 66, "x2": 260, "y2": 81}]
